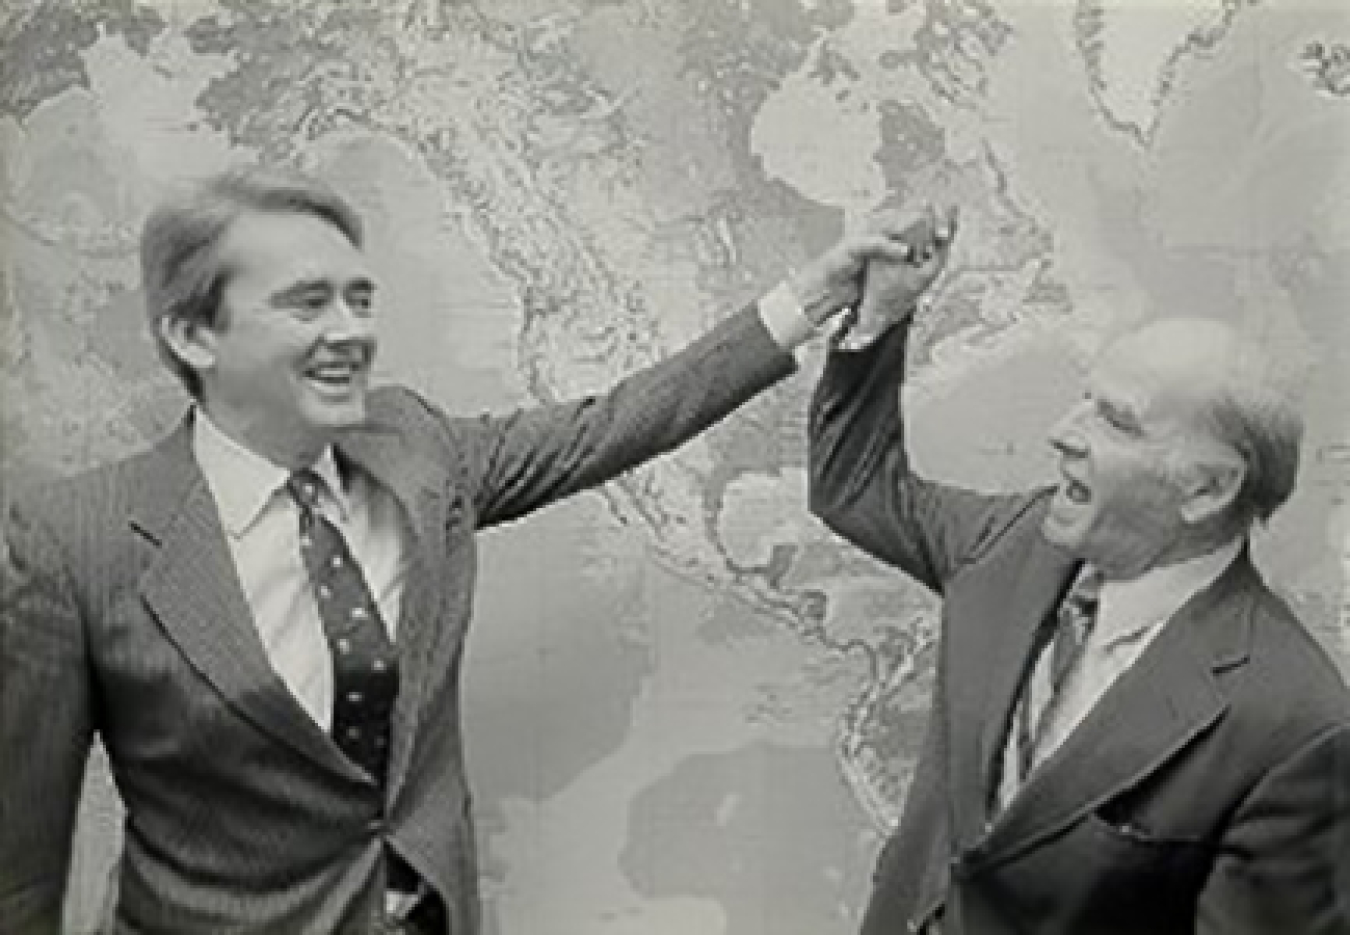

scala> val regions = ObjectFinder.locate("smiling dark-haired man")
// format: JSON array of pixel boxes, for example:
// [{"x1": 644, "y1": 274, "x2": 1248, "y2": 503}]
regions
[{"x1": 0, "y1": 165, "x2": 940, "y2": 935}]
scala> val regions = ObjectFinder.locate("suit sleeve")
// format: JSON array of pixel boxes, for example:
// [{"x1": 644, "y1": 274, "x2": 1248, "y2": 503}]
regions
[
  {"x1": 808, "y1": 322, "x2": 1034, "y2": 594},
  {"x1": 1197, "y1": 723, "x2": 1350, "y2": 934},
  {"x1": 464, "y1": 304, "x2": 795, "y2": 528},
  {"x1": 0, "y1": 498, "x2": 94, "y2": 935}
]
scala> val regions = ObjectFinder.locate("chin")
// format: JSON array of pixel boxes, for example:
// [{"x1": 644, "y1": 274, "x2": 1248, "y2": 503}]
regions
[
  {"x1": 330, "y1": 404, "x2": 368, "y2": 430},
  {"x1": 303, "y1": 399, "x2": 368, "y2": 435},
  {"x1": 1040, "y1": 511, "x2": 1086, "y2": 556}
]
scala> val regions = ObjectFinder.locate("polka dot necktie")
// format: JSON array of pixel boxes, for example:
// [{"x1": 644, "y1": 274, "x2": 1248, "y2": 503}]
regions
[{"x1": 287, "y1": 469, "x2": 399, "y2": 786}]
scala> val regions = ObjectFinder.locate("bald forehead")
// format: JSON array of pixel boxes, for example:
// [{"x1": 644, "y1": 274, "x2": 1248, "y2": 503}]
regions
[
  {"x1": 1087, "y1": 320, "x2": 1251, "y2": 435},
  {"x1": 1115, "y1": 319, "x2": 1239, "y2": 370},
  {"x1": 1099, "y1": 319, "x2": 1247, "y2": 397}
]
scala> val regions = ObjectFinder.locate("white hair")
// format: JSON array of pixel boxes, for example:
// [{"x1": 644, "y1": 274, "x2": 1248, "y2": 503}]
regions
[{"x1": 1140, "y1": 319, "x2": 1305, "y2": 525}]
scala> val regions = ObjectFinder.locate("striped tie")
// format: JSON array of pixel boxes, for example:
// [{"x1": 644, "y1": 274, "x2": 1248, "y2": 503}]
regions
[{"x1": 1016, "y1": 568, "x2": 1103, "y2": 782}]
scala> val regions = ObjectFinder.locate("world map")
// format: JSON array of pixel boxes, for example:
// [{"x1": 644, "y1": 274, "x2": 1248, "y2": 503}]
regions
[{"x1": 2, "y1": 1, "x2": 1346, "y2": 933}]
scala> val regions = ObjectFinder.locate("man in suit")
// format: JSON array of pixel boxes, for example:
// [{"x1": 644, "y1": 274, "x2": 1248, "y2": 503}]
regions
[
  {"x1": 0, "y1": 166, "x2": 932, "y2": 934},
  {"x1": 810, "y1": 210, "x2": 1350, "y2": 934}
]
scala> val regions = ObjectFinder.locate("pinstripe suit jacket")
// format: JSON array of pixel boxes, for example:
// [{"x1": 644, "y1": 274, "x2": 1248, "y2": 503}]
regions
[
  {"x1": 809, "y1": 325, "x2": 1350, "y2": 935},
  {"x1": 0, "y1": 306, "x2": 794, "y2": 934}
]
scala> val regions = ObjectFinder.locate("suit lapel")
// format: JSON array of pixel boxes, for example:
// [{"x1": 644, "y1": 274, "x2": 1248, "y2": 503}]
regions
[
  {"x1": 981, "y1": 555, "x2": 1257, "y2": 865},
  {"x1": 132, "y1": 409, "x2": 465, "y2": 793},
  {"x1": 132, "y1": 421, "x2": 358, "y2": 778},
  {"x1": 948, "y1": 540, "x2": 1079, "y2": 848},
  {"x1": 337, "y1": 418, "x2": 464, "y2": 802}
]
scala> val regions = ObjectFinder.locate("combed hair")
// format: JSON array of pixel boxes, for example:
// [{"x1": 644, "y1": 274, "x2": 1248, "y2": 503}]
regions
[
  {"x1": 139, "y1": 166, "x2": 364, "y2": 397},
  {"x1": 1201, "y1": 343, "x2": 1304, "y2": 524}
]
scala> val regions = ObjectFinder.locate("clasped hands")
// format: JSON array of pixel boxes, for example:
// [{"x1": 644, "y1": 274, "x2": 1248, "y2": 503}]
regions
[{"x1": 789, "y1": 204, "x2": 958, "y2": 344}]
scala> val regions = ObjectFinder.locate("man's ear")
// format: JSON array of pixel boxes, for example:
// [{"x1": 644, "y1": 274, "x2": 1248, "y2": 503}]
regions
[
  {"x1": 158, "y1": 315, "x2": 218, "y2": 373},
  {"x1": 1179, "y1": 455, "x2": 1245, "y2": 525}
]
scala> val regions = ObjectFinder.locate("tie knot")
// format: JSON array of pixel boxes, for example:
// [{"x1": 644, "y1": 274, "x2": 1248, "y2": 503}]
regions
[
  {"x1": 286, "y1": 469, "x2": 326, "y2": 511},
  {"x1": 1063, "y1": 567, "x2": 1104, "y2": 619}
]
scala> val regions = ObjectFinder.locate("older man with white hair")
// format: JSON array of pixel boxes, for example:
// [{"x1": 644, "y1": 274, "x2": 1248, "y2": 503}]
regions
[{"x1": 810, "y1": 228, "x2": 1350, "y2": 935}]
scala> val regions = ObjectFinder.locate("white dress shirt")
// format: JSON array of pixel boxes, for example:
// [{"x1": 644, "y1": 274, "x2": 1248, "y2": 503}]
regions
[
  {"x1": 193, "y1": 412, "x2": 413, "y2": 731},
  {"x1": 998, "y1": 538, "x2": 1244, "y2": 809}
]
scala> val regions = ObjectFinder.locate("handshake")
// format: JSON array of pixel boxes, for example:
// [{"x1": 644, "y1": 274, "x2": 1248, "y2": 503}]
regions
[{"x1": 789, "y1": 204, "x2": 958, "y2": 346}]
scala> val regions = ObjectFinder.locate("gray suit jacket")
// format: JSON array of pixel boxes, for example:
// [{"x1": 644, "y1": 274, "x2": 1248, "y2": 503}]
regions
[
  {"x1": 0, "y1": 306, "x2": 794, "y2": 934},
  {"x1": 809, "y1": 324, "x2": 1350, "y2": 935}
]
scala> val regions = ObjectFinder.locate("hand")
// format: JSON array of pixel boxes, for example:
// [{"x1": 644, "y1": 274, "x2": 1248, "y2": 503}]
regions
[
  {"x1": 851, "y1": 205, "x2": 957, "y2": 343},
  {"x1": 788, "y1": 210, "x2": 937, "y2": 328}
]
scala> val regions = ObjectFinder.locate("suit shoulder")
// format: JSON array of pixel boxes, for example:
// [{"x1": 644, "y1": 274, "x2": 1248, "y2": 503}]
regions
[
  {"x1": 365, "y1": 383, "x2": 497, "y2": 456},
  {"x1": 1240, "y1": 583, "x2": 1350, "y2": 724},
  {"x1": 368, "y1": 383, "x2": 432, "y2": 419},
  {"x1": 365, "y1": 384, "x2": 496, "y2": 491},
  {"x1": 2, "y1": 446, "x2": 162, "y2": 581},
  {"x1": 8, "y1": 449, "x2": 146, "y2": 523},
  {"x1": 367, "y1": 384, "x2": 469, "y2": 440}
]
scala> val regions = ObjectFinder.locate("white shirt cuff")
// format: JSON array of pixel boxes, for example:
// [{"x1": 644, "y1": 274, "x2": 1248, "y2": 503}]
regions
[{"x1": 757, "y1": 280, "x2": 817, "y2": 352}]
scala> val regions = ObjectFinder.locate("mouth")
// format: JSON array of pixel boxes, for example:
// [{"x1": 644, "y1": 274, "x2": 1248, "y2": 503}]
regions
[
  {"x1": 1058, "y1": 473, "x2": 1092, "y2": 505},
  {"x1": 1058, "y1": 480, "x2": 1090, "y2": 504},
  {"x1": 304, "y1": 359, "x2": 367, "y2": 393},
  {"x1": 1044, "y1": 471, "x2": 1092, "y2": 544}
]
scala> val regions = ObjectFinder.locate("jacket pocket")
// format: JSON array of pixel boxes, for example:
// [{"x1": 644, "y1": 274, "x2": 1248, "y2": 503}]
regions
[{"x1": 1080, "y1": 808, "x2": 1215, "y2": 895}]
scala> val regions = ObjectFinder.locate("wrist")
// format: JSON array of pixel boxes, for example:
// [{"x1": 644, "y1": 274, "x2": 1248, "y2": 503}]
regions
[
  {"x1": 787, "y1": 270, "x2": 838, "y2": 328},
  {"x1": 802, "y1": 297, "x2": 836, "y2": 329}
]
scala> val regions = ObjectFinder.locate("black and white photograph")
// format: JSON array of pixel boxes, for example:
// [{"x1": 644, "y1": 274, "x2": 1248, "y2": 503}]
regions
[{"x1": 1, "y1": 1, "x2": 1347, "y2": 933}]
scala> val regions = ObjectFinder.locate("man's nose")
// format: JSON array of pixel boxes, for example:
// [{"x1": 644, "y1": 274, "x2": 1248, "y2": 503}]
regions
[{"x1": 326, "y1": 299, "x2": 375, "y2": 342}]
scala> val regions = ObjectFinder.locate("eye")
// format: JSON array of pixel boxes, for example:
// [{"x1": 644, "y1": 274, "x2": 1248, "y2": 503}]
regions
[
  {"x1": 280, "y1": 287, "x2": 332, "y2": 320},
  {"x1": 1097, "y1": 401, "x2": 1140, "y2": 435},
  {"x1": 347, "y1": 286, "x2": 375, "y2": 316}
]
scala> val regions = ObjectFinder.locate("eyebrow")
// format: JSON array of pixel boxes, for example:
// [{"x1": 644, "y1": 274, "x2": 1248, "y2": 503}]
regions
[
  {"x1": 273, "y1": 276, "x2": 376, "y2": 301},
  {"x1": 1097, "y1": 395, "x2": 1142, "y2": 431}
]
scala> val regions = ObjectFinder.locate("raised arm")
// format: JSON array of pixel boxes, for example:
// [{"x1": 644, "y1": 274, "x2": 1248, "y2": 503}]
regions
[
  {"x1": 462, "y1": 219, "x2": 923, "y2": 529},
  {"x1": 0, "y1": 496, "x2": 95, "y2": 934},
  {"x1": 808, "y1": 209, "x2": 1034, "y2": 593}
]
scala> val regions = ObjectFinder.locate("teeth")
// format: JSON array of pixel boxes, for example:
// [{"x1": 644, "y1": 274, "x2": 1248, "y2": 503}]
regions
[{"x1": 310, "y1": 363, "x2": 357, "y2": 381}]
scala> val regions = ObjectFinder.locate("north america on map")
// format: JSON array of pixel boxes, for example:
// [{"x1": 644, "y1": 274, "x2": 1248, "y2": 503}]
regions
[{"x1": 2, "y1": 1, "x2": 1346, "y2": 932}]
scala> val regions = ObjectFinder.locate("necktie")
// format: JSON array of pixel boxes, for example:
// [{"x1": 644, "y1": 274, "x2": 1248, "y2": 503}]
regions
[
  {"x1": 1015, "y1": 567, "x2": 1103, "y2": 782},
  {"x1": 287, "y1": 469, "x2": 399, "y2": 785}
]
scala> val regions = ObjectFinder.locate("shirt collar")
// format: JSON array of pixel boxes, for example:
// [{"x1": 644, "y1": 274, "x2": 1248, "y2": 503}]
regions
[
  {"x1": 1094, "y1": 538, "x2": 1243, "y2": 650},
  {"x1": 192, "y1": 409, "x2": 350, "y2": 537}
]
